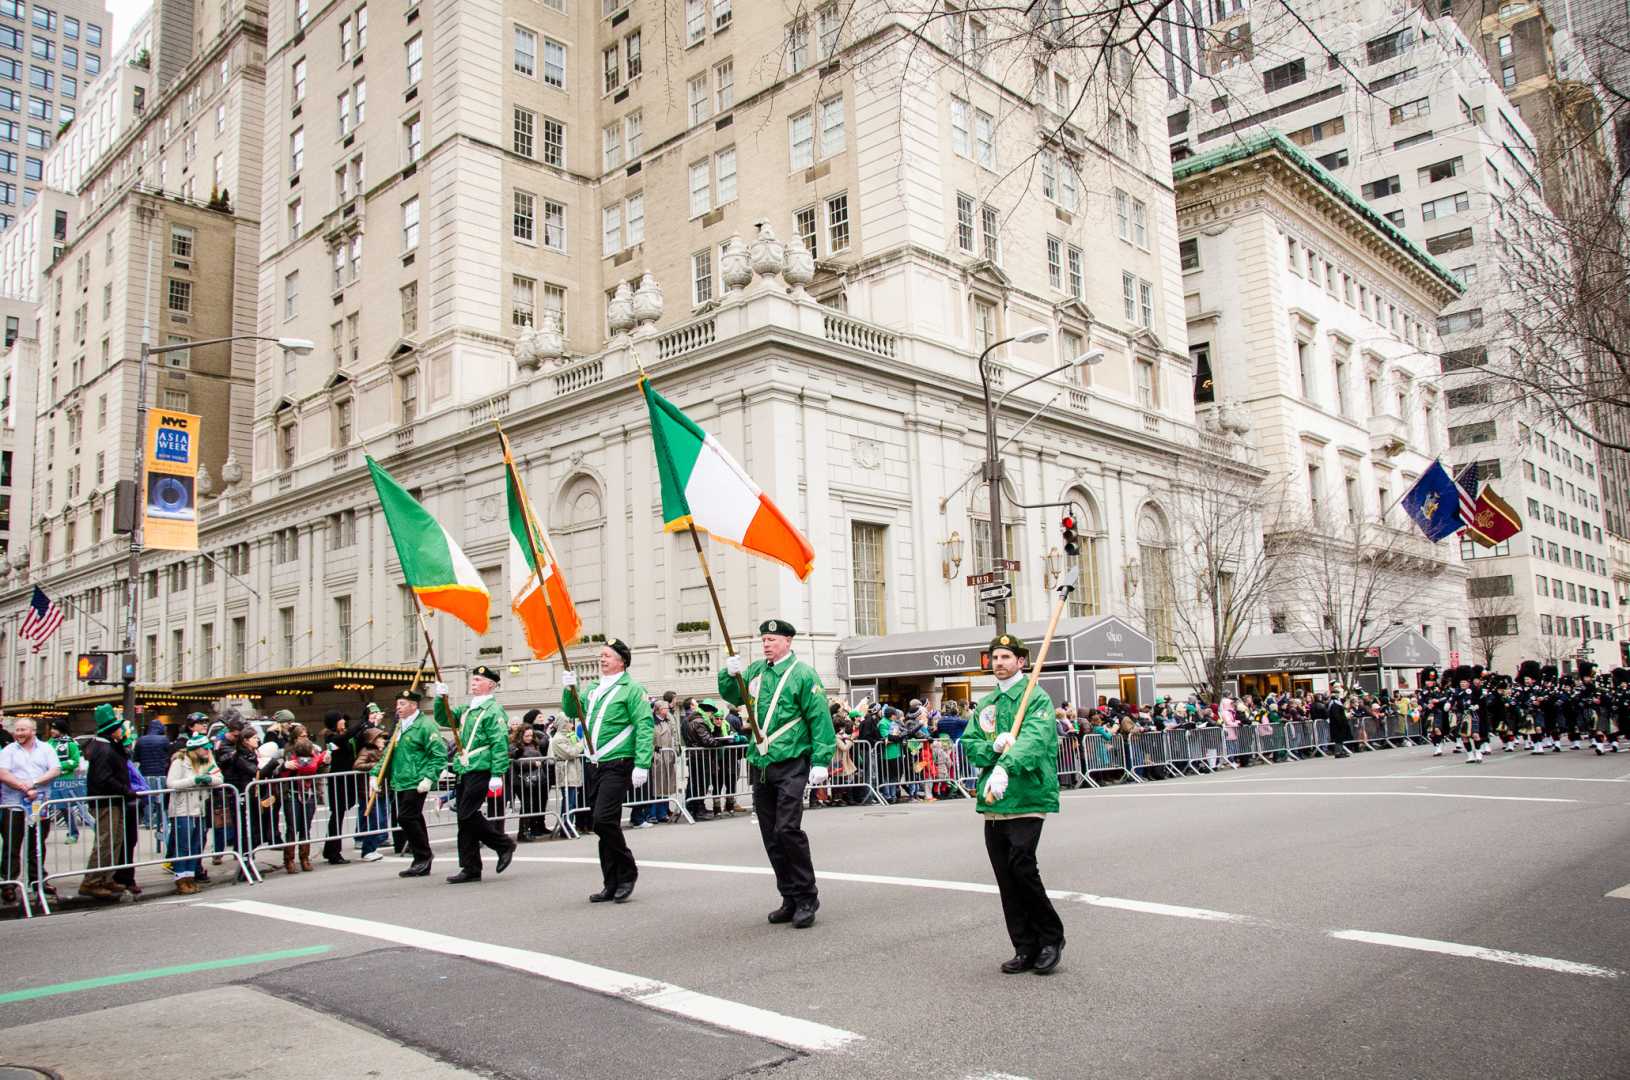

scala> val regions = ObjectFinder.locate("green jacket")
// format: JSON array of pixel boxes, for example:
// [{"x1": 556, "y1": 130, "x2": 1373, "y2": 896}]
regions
[
  {"x1": 51, "y1": 735, "x2": 82, "y2": 776},
  {"x1": 562, "y1": 673, "x2": 654, "y2": 769},
  {"x1": 382, "y1": 713, "x2": 447, "y2": 792},
  {"x1": 434, "y1": 695, "x2": 511, "y2": 776},
  {"x1": 718, "y1": 654, "x2": 837, "y2": 768},
  {"x1": 963, "y1": 677, "x2": 1060, "y2": 816}
]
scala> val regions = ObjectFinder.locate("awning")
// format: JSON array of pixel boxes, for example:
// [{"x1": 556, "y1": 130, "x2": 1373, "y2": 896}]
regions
[
  {"x1": 0, "y1": 663, "x2": 427, "y2": 720},
  {"x1": 1223, "y1": 628, "x2": 1440, "y2": 675},
  {"x1": 837, "y1": 615, "x2": 1155, "y2": 681}
]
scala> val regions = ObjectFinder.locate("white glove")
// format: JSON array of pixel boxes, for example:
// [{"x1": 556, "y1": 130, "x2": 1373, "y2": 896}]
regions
[
  {"x1": 726, "y1": 654, "x2": 743, "y2": 676},
  {"x1": 993, "y1": 732, "x2": 1015, "y2": 754},
  {"x1": 368, "y1": 775, "x2": 380, "y2": 793},
  {"x1": 807, "y1": 765, "x2": 829, "y2": 787},
  {"x1": 416, "y1": 777, "x2": 432, "y2": 794},
  {"x1": 985, "y1": 766, "x2": 1009, "y2": 801},
  {"x1": 631, "y1": 766, "x2": 649, "y2": 788},
  {"x1": 438, "y1": 768, "x2": 455, "y2": 782},
  {"x1": 431, "y1": 681, "x2": 448, "y2": 698},
  {"x1": 458, "y1": 751, "x2": 471, "y2": 767},
  {"x1": 562, "y1": 671, "x2": 577, "y2": 689}
]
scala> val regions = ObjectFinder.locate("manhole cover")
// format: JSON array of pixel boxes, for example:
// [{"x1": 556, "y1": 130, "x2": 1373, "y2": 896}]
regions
[{"x1": 0, "y1": 1067, "x2": 59, "y2": 1080}]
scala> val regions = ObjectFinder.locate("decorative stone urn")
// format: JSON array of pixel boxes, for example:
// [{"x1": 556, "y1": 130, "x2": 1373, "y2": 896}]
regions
[
  {"x1": 632, "y1": 271, "x2": 664, "y2": 326},
  {"x1": 197, "y1": 464, "x2": 214, "y2": 497},
  {"x1": 749, "y1": 222, "x2": 785, "y2": 280},
  {"x1": 720, "y1": 235, "x2": 752, "y2": 294},
  {"x1": 783, "y1": 232, "x2": 814, "y2": 295},
  {"x1": 536, "y1": 311, "x2": 565, "y2": 364},
  {"x1": 221, "y1": 452, "x2": 243, "y2": 488},
  {"x1": 607, "y1": 280, "x2": 636, "y2": 336},
  {"x1": 514, "y1": 327, "x2": 543, "y2": 371}
]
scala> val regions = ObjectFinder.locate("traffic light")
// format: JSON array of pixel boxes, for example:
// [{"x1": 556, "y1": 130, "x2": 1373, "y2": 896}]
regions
[
  {"x1": 76, "y1": 652, "x2": 109, "y2": 682},
  {"x1": 120, "y1": 654, "x2": 137, "y2": 681},
  {"x1": 1061, "y1": 514, "x2": 1079, "y2": 557}
]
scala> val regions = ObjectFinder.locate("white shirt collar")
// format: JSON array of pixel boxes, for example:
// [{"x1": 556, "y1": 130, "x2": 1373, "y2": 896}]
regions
[
  {"x1": 470, "y1": 693, "x2": 494, "y2": 708},
  {"x1": 768, "y1": 651, "x2": 795, "y2": 671},
  {"x1": 996, "y1": 672, "x2": 1025, "y2": 693}
]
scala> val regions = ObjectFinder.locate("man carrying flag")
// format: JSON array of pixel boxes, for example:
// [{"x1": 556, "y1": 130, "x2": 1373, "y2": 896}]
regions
[{"x1": 434, "y1": 665, "x2": 516, "y2": 884}]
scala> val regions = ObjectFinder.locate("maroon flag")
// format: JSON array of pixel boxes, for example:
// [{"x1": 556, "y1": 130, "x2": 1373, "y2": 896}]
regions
[{"x1": 1465, "y1": 487, "x2": 1522, "y2": 548}]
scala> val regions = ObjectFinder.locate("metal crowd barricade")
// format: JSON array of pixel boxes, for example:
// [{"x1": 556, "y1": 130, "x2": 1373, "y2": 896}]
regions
[
  {"x1": 1078, "y1": 732, "x2": 1127, "y2": 786},
  {"x1": 1, "y1": 803, "x2": 43, "y2": 918},
  {"x1": 243, "y1": 771, "x2": 370, "y2": 867},
  {"x1": 1055, "y1": 735, "x2": 1085, "y2": 788},
  {"x1": 1257, "y1": 722, "x2": 1292, "y2": 762},
  {"x1": 1282, "y1": 720, "x2": 1313, "y2": 759},
  {"x1": 1183, "y1": 726, "x2": 1228, "y2": 772},
  {"x1": 1160, "y1": 729, "x2": 1200, "y2": 775},
  {"x1": 1311, "y1": 718, "x2": 1334, "y2": 753},
  {"x1": 1125, "y1": 730, "x2": 1172, "y2": 781},
  {"x1": 679, "y1": 741, "x2": 754, "y2": 819},
  {"x1": 505, "y1": 755, "x2": 557, "y2": 839},
  {"x1": 621, "y1": 747, "x2": 691, "y2": 824},
  {"x1": 34, "y1": 786, "x2": 255, "y2": 914}
]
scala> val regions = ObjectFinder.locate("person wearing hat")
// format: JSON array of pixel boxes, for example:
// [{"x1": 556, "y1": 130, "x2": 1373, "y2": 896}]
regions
[
  {"x1": 165, "y1": 733, "x2": 222, "y2": 894},
  {"x1": 432, "y1": 665, "x2": 516, "y2": 883},
  {"x1": 561, "y1": 637, "x2": 654, "y2": 903},
  {"x1": 79, "y1": 704, "x2": 135, "y2": 899},
  {"x1": 719, "y1": 619, "x2": 837, "y2": 929},
  {"x1": 383, "y1": 687, "x2": 445, "y2": 876},
  {"x1": 963, "y1": 635, "x2": 1065, "y2": 975},
  {"x1": 321, "y1": 710, "x2": 359, "y2": 865}
]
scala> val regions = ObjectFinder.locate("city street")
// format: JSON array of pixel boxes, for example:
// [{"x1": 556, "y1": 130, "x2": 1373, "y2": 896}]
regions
[{"x1": 3, "y1": 745, "x2": 1628, "y2": 1079}]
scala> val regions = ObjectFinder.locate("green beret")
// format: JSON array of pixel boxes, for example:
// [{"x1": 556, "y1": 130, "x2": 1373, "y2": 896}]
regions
[
  {"x1": 395, "y1": 688, "x2": 421, "y2": 703},
  {"x1": 605, "y1": 637, "x2": 633, "y2": 666},
  {"x1": 471, "y1": 664, "x2": 502, "y2": 684},
  {"x1": 988, "y1": 634, "x2": 1029, "y2": 659},
  {"x1": 366, "y1": 701, "x2": 385, "y2": 714},
  {"x1": 758, "y1": 619, "x2": 796, "y2": 638}
]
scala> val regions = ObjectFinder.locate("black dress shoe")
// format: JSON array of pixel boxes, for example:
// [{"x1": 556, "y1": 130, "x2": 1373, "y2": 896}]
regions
[
  {"x1": 445, "y1": 870, "x2": 482, "y2": 884},
  {"x1": 612, "y1": 879, "x2": 636, "y2": 903},
  {"x1": 791, "y1": 898, "x2": 820, "y2": 929},
  {"x1": 1001, "y1": 953, "x2": 1036, "y2": 974},
  {"x1": 589, "y1": 887, "x2": 616, "y2": 903},
  {"x1": 398, "y1": 862, "x2": 431, "y2": 878},
  {"x1": 495, "y1": 843, "x2": 516, "y2": 875},
  {"x1": 1033, "y1": 944, "x2": 1063, "y2": 975},
  {"x1": 767, "y1": 901, "x2": 796, "y2": 924},
  {"x1": 326, "y1": 855, "x2": 351, "y2": 865}
]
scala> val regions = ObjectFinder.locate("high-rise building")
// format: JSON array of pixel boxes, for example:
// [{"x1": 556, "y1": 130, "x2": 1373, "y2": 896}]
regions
[{"x1": 0, "y1": 0, "x2": 113, "y2": 229}]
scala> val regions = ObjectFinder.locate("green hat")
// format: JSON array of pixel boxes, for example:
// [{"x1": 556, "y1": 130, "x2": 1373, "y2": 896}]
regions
[
  {"x1": 758, "y1": 619, "x2": 796, "y2": 638},
  {"x1": 605, "y1": 637, "x2": 633, "y2": 667},
  {"x1": 471, "y1": 664, "x2": 502, "y2": 684},
  {"x1": 396, "y1": 688, "x2": 422, "y2": 703},
  {"x1": 94, "y1": 703, "x2": 123, "y2": 734},
  {"x1": 186, "y1": 711, "x2": 209, "y2": 723},
  {"x1": 365, "y1": 701, "x2": 385, "y2": 715},
  {"x1": 185, "y1": 733, "x2": 212, "y2": 750},
  {"x1": 988, "y1": 634, "x2": 1029, "y2": 660},
  {"x1": 272, "y1": 709, "x2": 297, "y2": 724}
]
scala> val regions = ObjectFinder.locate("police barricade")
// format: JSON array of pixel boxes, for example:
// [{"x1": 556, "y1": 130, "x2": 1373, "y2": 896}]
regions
[
  {"x1": 1311, "y1": 718, "x2": 1334, "y2": 753},
  {"x1": 1281, "y1": 720, "x2": 1314, "y2": 760},
  {"x1": 244, "y1": 771, "x2": 380, "y2": 871},
  {"x1": 505, "y1": 755, "x2": 558, "y2": 840},
  {"x1": 1348, "y1": 714, "x2": 1383, "y2": 751},
  {"x1": 679, "y1": 741, "x2": 754, "y2": 820},
  {"x1": 1124, "y1": 730, "x2": 1173, "y2": 782},
  {"x1": 35, "y1": 786, "x2": 256, "y2": 914},
  {"x1": 1257, "y1": 722, "x2": 1293, "y2": 762},
  {"x1": 623, "y1": 747, "x2": 690, "y2": 825},
  {"x1": 1189, "y1": 726, "x2": 1229, "y2": 772},
  {"x1": 1, "y1": 803, "x2": 43, "y2": 917},
  {"x1": 1160, "y1": 729, "x2": 1203, "y2": 775},
  {"x1": 1055, "y1": 735, "x2": 1086, "y2": 788},
  {"x1": 945, "y1": 739, "x2": 983, "y2": 796},
  {"x1": 1079, "y1": 732, "x2": 1128, "y2": 786},
  {"x1": 1403, "y1": 715, "x2": 1427, "y2": 743},
  {"x1": 1236, "y1": 724, "x2": 1273, "y2": 765},
  {"x1": 1380, "y1": 714, "x2": 1410, "y2": 747},
  {"x1": 810, "y1": 737, "x2": 885, "y2": 806}
]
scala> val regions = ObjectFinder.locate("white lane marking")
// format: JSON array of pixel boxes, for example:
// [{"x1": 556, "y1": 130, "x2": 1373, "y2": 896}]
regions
[
  {"x1": 1606, "y1": 885, "x2": 1630, "y2": 900},
  {"x1": 1202, "y1": 773, "x2": 1626, "y2": 785},
  {"x1": 1069, "y1": 790, "x2": 1578, "y2": 804},
  {"x1": 1330, "y1": 930, "x2": 1623, "y2": 980},
  {"x1": 201, "y1": 898, "x2": 861, "y2": 1053},
  {"x1": 516, "y1": 856, "x2": 1257, "y2": 924}
]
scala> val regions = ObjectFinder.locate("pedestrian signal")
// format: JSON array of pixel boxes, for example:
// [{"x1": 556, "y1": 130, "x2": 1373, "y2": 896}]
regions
[
  {"x1": 76, "y1": 652, "x2": 109, "y2": 682},
  {"x1": 1060, "y1": 514, "x2": 1079, "y2": 557}
]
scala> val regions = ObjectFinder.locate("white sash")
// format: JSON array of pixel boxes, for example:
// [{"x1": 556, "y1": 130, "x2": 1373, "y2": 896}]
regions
[
  {"x1": 755, "y1": 657, "x2": 806, "y2": 754},
  {"x1": 586, "y1": 674, "x2": 629, "y2": 763}
]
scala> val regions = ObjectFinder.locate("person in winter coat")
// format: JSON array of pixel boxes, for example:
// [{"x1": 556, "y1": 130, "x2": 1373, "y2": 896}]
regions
[
  {"x1": 508, "y1": 725, "x2": 549, "y2": 840},
  {"x1": 79, "y1": 705, "x2": 134, "y2": 899},
  {"x1": 382, "y1": 688, "x2": 447, "y2": 877},
  {"x1": 321, "y1": 712, "x2": 360, "y2": 865},
  {"x1": 166, "y1": 735, "x2": 222, "y2": 893},
  {"x1": 548, "y1": 716, "x2": 586, "y2": 833},
  {"x1": 277, "y1": 738, "x2": 329, "y2": 873},
  {"x1": 350, "y1": 726, "x2": 390, "y2": 861},
  {"x1": 647, "y1": 707, "x2": 677, "y2": 824}
]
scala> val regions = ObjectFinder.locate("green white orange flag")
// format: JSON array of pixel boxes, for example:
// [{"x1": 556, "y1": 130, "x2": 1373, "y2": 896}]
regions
[
  {"x1": 641, "y1": 377, "x2": 815, "y2": 581},
  {"x1": 366, "y1": 455, "x2": 490, "y2": 634},
  {"x1": 502, "y1": 433, "x2": 581, "y2": 660}
]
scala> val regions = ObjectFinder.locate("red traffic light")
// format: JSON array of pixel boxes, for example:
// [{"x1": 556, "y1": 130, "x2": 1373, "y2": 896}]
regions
[
  {"x1": 1061, "y1": 515, "x2": 1075, "y2": 530},
  {"x1": 1060, "y1": 514, "x2": 1079, "y2": 557}
]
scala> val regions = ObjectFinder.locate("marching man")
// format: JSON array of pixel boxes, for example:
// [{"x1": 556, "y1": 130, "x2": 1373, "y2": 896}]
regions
[
  {"x1": 964, "y1": 634, "x2": 1065, "y2": 975},
  {"x1": 382, "y1": 687, "x2": 445, "y2": 878},
  {"x1": 432, "y1": 665, "x2": 516, "y2": 884},
  {"x1": 719, "y1": 619, "x2": 836, "y2": 929},
  {"x1": 561, "y1": 637, "x2": 654, "y2": 904}
]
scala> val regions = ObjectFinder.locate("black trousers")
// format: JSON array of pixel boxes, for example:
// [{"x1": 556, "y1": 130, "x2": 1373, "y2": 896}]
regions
[
  {"x1": 585, "y1": 759, "x2": 637, "y2": 890},
  {"x1": 394, "y1": 788, "x2": 432, "y2": 863},
  {"x1": 455, "y1": 771, "x2": 511, "y2": 874},
  {"x1": 322, "y1": 774, "x2": 358, "y2": 859},
  {"x1": 984, "y1": 817, "x2": 1064, "y2": 955},
  {"x1": 752, "y1": 757, "x2": 816, "y2": 902}
]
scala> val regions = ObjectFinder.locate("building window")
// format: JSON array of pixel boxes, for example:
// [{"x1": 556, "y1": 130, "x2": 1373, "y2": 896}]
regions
[
  {"x1": 1046, "y1": 236, "x2": 1062, "y2": 289},
  {"x1": 513, "y1": 190, "x2": 535, "y2": 242},
  {"x1": 543, "y1": 39, "x2": 566, "y2": 88},
  {"x1": 514, "y1": 26, "x2": 537, "y2": 77},
  {"x1": 402, "y1": 195, "x2": 420, "y2": 250},
  {"x1": 980, "y1": 203, "x2": 999, "y2": 262},
  {"x1": 692, "y1": 249, "x2": 713, "y2": 306},
  {"x1": 511, "y1": 274, "x2": 535, "y2": 327},
  {"x1": 715, "y1": 148, "x2": 736, "y2": 205},
  {"x1": 827, "y1": 193, "x2": 849, "y2": 251},
  {"x1": 513, "y1": 106, "x2": 535, "y2": 158},
  {"x1": 851, "y1": 522, "x2": 886, "y2": 636},
  {"x1": 543, "y1": 116, "x2": 565, "y2": 167},
  {"x1": 715, "y1": 58, "x2": 733, "y2": 112},
  {"x1": 406, "y1": 35, "x2": 423, "y2": 86},
  {"x1": 283, "y1": 271, "x2": 299, "y2": 320},
  {"x1": 401, "y1": 281, "x2": 418, "y2": 335},
  {"x1": 602, "y1": 205, "x2": 622, "y2": 255},
  {"x1": 688, "y1": 160, "x2": 710, "y2": 217},
  {"x1": 796, "y1": 205, "x2": 819, "y2": 256},
  {"x1": 335, "y1": 595, "x2": 353, "y2": 661},
  {"x1": 955, "y1": 192, "x2": 975, "y2": 252},
  {"x1": 167, "y1": 279, "x2": 191, "y2": 315},
  {"x1": 543, "y1": 199, "x2": 566, "y2": 251},
  {"x1": 789, "y1": 109, "x2": 814, "y2": 169}
]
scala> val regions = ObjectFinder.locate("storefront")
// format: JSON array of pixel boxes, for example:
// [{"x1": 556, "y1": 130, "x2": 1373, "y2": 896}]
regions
[
  {"x1": 1223, "y1": 628, "x2": 1441, "y2": 698},
  {"x1": 836, "y1": 615, "x2": 1158, "y2": 710}
]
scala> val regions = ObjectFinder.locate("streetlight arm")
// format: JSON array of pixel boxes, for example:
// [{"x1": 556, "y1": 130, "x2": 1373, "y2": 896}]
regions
[
  {"x1": 146, "y1": 333, "x2": 293, "y2": 356},
  {"x1": 993, "y1": 359, "x2": 1079, "y2": 412}
]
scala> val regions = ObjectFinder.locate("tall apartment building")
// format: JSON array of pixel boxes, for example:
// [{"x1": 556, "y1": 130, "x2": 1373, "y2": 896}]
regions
[
  {"x1": 0, "y1": 0, "x2": 113, "y2": 229},
  {"x1": 3, "y1": 2, "x2": 1223, "y2": 723},
  {"x1": 1162, "y1": 0, "x2": 1615, "y2": 670}
]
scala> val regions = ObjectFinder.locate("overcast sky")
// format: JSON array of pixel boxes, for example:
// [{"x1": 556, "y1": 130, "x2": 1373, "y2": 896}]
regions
[{"x1": 105, "y1": 0, "x2": 148, "y2": 55}]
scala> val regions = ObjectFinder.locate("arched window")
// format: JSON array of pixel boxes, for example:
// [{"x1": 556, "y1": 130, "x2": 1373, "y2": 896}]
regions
[
  {"x1": 1065, "y1": 488, "x2": 1105, "y2": 618},
  {"x1": 555, "y1": 475, "x2": 604, "y2": 636},
  {"x1": 1138, "y1": 504, "x2": 1175, "y2": 654}
]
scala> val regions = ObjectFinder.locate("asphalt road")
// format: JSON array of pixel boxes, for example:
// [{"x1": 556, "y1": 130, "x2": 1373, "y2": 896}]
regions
[{"x1": 3, "y1": 743, "x2": 1628, "y2": 1080}]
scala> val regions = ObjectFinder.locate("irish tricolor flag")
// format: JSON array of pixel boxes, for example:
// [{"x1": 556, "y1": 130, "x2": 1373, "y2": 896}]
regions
[
  {"x1": 501, "y1": 432, "x2": 581, "y2": 660},
  {"x1": 366, "y1": 456, "x2": 490, "y2": 634},
  {"x1": 642, "y1": 378, "x2": 815, "y2": 581}
]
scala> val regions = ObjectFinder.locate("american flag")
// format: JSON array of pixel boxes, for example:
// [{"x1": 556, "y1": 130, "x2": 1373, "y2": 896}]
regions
[
  {"x1": 1452, "y1": 461, "x2": 1482, "y2": 522},
  {"x1": 19, "y1": 586, "x2": 63, "y2": 653}
]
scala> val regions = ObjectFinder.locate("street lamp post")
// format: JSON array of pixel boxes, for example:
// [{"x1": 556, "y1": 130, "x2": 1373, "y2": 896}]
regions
[
  {"x1": 977, "y1": 329, "x2": 1104, "y2": 635},
  {"x1": 120, "y1": 333, "x2": 315, "y2": 724}
]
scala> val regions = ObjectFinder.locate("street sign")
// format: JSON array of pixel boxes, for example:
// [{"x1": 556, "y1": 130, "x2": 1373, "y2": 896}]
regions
[
  {"x1": 966, "y1": 571, "x2": 1001, "y2": 586},
  {"x1": 997, "y1": 559, "x2": 1021, "y2": 571},
  {"x1": 977, "y1": 582, "x2": 1014, "y2": 602}
]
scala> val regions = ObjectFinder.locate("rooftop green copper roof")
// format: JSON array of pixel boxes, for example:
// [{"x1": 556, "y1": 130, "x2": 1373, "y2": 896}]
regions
[{"x1": 1173, "y1": 130, "x2": 1465, "y2": 296}]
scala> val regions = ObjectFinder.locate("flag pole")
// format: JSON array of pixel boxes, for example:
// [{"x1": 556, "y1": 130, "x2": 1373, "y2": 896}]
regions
[
  {"x1": 987, "y1": 570, "x2": 1076, "y2": 804},
  {"x1": 412, "y1": 600, "x2": 464, "y2": 754},
  {"x1": 686, "y1": 523, "x2": 764, "y2": 747},
  {"x1": 362, "y1": 646, "x2": 431, "y2": 817},
  {"x1": 493, "y1": 423, "x2": 575, "y2": 674}
]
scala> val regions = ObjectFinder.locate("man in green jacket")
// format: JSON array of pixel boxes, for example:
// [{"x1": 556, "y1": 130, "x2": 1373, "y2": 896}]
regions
[
  {"x1": 382, "y1": 688, "x2": 446, "y2": 878},
  {"x1": 719, "y1": 619, "x2": 836, "y2": 929},
  {"x1": 562, "y1": 637, "x2": 654, "y2": 904},
  {"x1": 963, "y1": 634, "x2": 1065, "y2": 975},
  {"x1": 432, "y1": 665, "x2": 516, "y2": 884}
]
